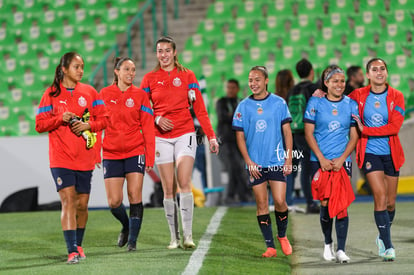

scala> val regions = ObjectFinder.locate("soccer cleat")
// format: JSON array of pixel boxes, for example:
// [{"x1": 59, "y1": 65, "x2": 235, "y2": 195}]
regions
[
  {"x1": 277, "y1": 236, "x2": 292, "y2": 255},
  {"x1": 262, "y1": 247, "x2": 277, "y2": 258},
  {"x1": 127, "y1": 242, "x2": 136, "y2": 252},
  {"x1": 183, "y1": 235, "x2": 196, "y2": 249},
  {"x1": 382, "y1": 248, "x2": 395, "y2": 261},
  {"x1": 336, "y1": 250, "x2": 350, "y2": 263},
  {"x1": 77, "y1": 246, "x2": 86, "y2": 259},
  {"x1": 67, "y1": 252, "x2": 79, "y2": 264},
  {"x1": 376, "y1": 235, "x2": 386, "y2": 256},
  {"x1": 82, "y1": 130, "x2": 97, "y2": 149},
  {"x1": 118, "y1": 230, "x2": 129, "y2": 247},
  {"x1": 323, "y1": 243, "x2": 336, "y2": 261},
  {"x1": 167, "y1": 239, "x2": 182, "y2": 249}
]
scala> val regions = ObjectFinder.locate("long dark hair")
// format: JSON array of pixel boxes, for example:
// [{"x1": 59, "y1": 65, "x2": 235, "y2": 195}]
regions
[
  {"x1": 153, "y1": 36, "x2": 187, "y2": 72},
  {"x1": 49, "y1": 52, "x2": 83, "y2": 97},
  {"x1": 113, "y1": 57, "x2": 134, "y2": 84},
  {"x1": 275, "y1": 69, "x2": 294, "y2": 100}
]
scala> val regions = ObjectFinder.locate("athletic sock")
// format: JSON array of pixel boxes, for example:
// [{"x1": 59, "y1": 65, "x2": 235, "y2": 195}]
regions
[
  {"x1": 128, "y1": 203, "x2": 143, "y2": 245},
  {"x1": 335, "y1": 216, "x2": 349, "y2": 251},
  {"x1": 374, "y1": 210, "x2": 392, "y2": 249},
  {"x1": 110, "y1": 203, "x2": 129, "y2": 233},
  {"x1": 164, "y1": 198, "x2": 178, "y2": 241},
  {"x1": 388, "y1": 209, "x2": 395, "y2": 227},
  {"x1": 180, "y1": 192, "x2": 194, "y2": 238},
  {"x1": 63, "y1": 230, "x2": 77, "y2": 254},
  {"x1": 76, "y1": 228, "x2": 85, "y2": 247},
  {"x1": 174, "y1": 200, "x2": 180, "y2": 240},
  {"x1": 320, "y1": 206, "x2": 333, "y2": 245},
  {"x1": 274, "y1": 210, "x2": 288, "y2": 238},
  {"x1": 257, "y1": 214, "x2": 275, "y2": 248}
]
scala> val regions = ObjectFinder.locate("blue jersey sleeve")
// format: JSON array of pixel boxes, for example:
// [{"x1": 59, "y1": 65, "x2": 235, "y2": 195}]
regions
[
  {"x1": 232, "y1": 102, "x2": 244, "y2": 131},
  {"x1": 350, "y1": 99, "x2": 359, "y2": 126},
  {"x1": 280, "y1": 99, "x2": 292, "y2": 125},
  {"x1": 304, "y1": 97, "x2": 318, "y2": 124}
]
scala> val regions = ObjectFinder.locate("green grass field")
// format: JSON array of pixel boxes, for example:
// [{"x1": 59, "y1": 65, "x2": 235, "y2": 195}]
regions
[{"x1": 0, "y1": 206, "x2": 291, "y2": 275}]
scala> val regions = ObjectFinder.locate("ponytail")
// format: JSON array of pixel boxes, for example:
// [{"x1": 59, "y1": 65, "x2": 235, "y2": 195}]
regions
[{"x1": 49, "y1": 52, "x2": 82, "y2": 97}]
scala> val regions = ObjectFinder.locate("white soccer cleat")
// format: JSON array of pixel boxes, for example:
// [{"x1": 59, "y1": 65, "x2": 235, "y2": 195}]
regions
[
  {"x1": 183, "y1": 235, "x2": 196, "y2": 249},
  {"x1": 167, "y1": 239, "x2": 182, "y2": 249},
  {"x1": 323, "y1": 243, "x2": 336, "y2": 261},
  {"x1": 336, "y1": 250, "x2": 350, "y2": 263}
]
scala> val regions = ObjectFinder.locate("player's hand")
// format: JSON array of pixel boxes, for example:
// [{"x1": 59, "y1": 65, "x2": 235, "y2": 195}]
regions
[
  {"x1": 71, "y1": 121, "x2": 91, "y2": 136},
  {"x1": 146, "y1": 166, "x2": 153, "y2": 173},
  {"x1": 246, "y1": 159, "x2": 261, "y2": 179},
  {"x1": 283, "y1": 158, "x2": 293, "y2": 176},
  {"x1": 62, "y1": 112, "x2": 75, "y2": 123},
  {"x1": 319, "y1": 157, "x2": 333, "y2": 172},
  {"x1": 157, "y1": 116, "x2": 174, "y2": 132},
  {"x1": 209, "y1": 138, "x2": 219, "y2": 154},
  {"x1": 352, "y1": 114, "x2": 364, "y2": 132},
  {"x1": 332, "y1": 158, "x2": 345, "y2": 172},
  {"x1": 95, "y1": 162, "x2": 101, "y2": 169},
  {"x1": 312, "y1": 89, "x2": 326, "y2": 98}
]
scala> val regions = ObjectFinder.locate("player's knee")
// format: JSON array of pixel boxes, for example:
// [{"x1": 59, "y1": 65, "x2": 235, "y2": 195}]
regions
[
  {"x1": 108, "y1": 198, "x2": 123, "y2": 209},
  {"x1": 387, "y1": 203, "x2": 395, "y2": 211}
]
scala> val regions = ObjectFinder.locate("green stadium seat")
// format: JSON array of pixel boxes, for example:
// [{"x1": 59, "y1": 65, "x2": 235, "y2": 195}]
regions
[
  {"x1": 327, "y1": 0, "x2": 356, "y2": 14},
  {"x1": 383, "y1": 10, "x2": 413, "y2": 28},
  {"x1": 267, "y1": 0, "x2": 295, "y2": 16},
  {"x1": 206, "y1": 1, "x2": 237, "y2": 20},
  {"x1": 296, "y1": 0, "x2": 328, "y2": 16},
  {"x1": 236, "y1": 1, "x2": 264, "y2": 18},
  {"x1": 358, "y1": 0, "x2": 387, "y2": 13}
]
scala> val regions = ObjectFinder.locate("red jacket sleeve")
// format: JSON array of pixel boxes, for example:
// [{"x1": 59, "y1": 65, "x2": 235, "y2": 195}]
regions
[
  {"x1": 188, "y1": 72, "x2": 216, "y2": 140},
  {"x1": 140, "y1": 94, "x2": 156, "y2": 167},
  {"x1": 361, "y1": 90, "x2": 405, "y2": 137},
  {"x1": 88, "y1": 90, "x2": 109, "y2": 133},
  {"x1": 35, "y1": 91, "x2": 64, "y2": 133}
]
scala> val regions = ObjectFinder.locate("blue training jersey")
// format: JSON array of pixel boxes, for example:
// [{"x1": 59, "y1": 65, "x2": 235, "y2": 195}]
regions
[
  {"x1": 232, "y1": 93, "x2": 292, "y2": 167},
  {"x1": 304, "y1": 95, "x2": 358, "y2": 162},
  {"x1": 363, "y1": 89, "x2": 390, "y2": 155}
]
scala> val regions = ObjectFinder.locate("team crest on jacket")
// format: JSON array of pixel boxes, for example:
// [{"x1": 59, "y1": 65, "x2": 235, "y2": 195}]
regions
[
  {"x1": 78, "y1": 96, "x2": 87, "y2": 107},
  {"x1": 172, "y1": 77, "x2": 182, "y2": 87},
  {"x1": 125, "y1": 98, "x2": 134, "y2": 108}
]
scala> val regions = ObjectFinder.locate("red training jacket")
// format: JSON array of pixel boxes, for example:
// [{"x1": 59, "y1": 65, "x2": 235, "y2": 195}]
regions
[
  {"x1": 348, "y1": 85, "x2": 405, "y2": 171},
  {"x1": 36, "y1": 82, "x2": 109, "y2": 171},
  {"x1": 140, "y1": 67, "x2": 216, "y2": 140},
  {"x1": 312, "y1": 168, "x2": 355, "y2": 219},
  {"x1": 100, "y1": 84, "x2": 155, "y2": 167}
]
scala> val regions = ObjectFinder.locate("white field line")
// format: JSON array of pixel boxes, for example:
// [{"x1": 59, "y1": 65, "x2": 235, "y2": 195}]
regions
[{"x1": 182, "y1": 206, "x2": 228, "y2": 275}]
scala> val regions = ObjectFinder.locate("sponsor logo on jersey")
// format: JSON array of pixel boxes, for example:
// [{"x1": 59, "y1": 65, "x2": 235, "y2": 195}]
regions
[
  {"x1": 78, "y1": 96, "x2": 87, "y2": 107},
  {"x1": 157, "y1": 81, "x2": 164, "y2": 85},
  {"x1": 255, "y1": 120, "x2": 267, "y2": 132},
  {"x1": 59, "y1": 100, "x2": 67, "y2": 105},
  {"x1": 371, "y1": 114, "x2": 383, "y2": 125},
  {"x1": 374, "y1": 101, "x2": 380, "y2": 108},
  {"x1": 390, "y1": 101, "x2": 394, "y2": 111},
  {"x1": 257, "y1": 107, "x2": 263, "y2": 114},
  {"x1": 125, "y1": 98, "x2": 134, "y2": 108},
  {"x1": 328, "y1": 121, "x2": 340, "y2": 132},
  {"x1": 332, "y1": 109, "x2": 338, "y2": 116},
  {"x1": 172, "y1": 77, "x2": 181, "y2": 87},
  {"x1": 110, "y1": 99, "x2": 117, "y2": 104},
  {"x1": 235, "y1": 112, "x2": 242, "y2": 121},
  {"x1": 313, "y1": 170, "x2": 320, "y2": 181}
]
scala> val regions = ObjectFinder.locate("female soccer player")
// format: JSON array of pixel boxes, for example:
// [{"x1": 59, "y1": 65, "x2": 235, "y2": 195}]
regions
[
  {"x1": 233, "y1": 66, "x2": 293, "y2": 258},
  {"x1": 304, "y1": 65, "x2": 359, "y2": 263},
  {"x1": 100, "y1": 57, "x2": 155, "y2": 252},
  {"x1": 350, "y1": 58, "x2": 405, "y2": 261},
  {"x1": 36, "y1": 52, "x2": 108, "y2": 264},
  {"x1": 140, "y1": 36, "x2": 219, "y2": 249}
]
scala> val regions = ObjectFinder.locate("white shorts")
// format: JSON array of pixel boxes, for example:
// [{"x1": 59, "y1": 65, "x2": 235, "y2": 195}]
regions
[{"x1": 155, "y1": 132, "x2": 197, "y2": 165}]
